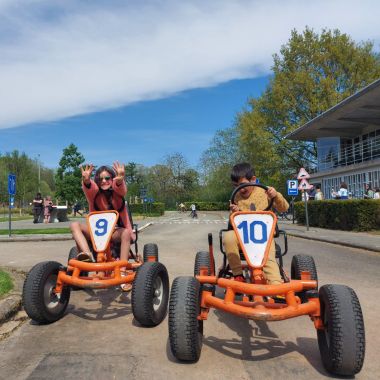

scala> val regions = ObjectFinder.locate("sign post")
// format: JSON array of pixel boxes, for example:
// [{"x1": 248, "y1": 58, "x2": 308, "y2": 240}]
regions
[
  {"x1": 8, "y1": 173, "x2": 16, "y2": 237},
  {"x1": 287, "y1": 180, "x2": 298, "y2": 224},
  {"x1": 297, "y1": 168, "x2": 312, "y2": 231}
]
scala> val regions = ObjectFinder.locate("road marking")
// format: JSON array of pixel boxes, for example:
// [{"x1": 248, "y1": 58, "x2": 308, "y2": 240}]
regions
[{"x1": 153, "y1": 219, "x2": 226, "y2": 225}]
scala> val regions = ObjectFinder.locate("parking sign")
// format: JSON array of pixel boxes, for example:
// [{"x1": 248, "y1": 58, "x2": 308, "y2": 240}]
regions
[
  {"x1": 287, "y1": 180, "x2": 299, "y2": 196},
  {"x1": 8, "y1": 174, "x2": 16, "y2": 195}
]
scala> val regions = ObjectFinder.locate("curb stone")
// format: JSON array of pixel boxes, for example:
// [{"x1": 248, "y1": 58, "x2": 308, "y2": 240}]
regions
[{"x1": 285, "y1": 231, "x2": 380, "y2": 253}]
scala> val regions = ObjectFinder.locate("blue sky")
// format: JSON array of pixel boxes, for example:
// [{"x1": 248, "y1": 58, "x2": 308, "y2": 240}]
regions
[
  {"x1": 0, "y1": 1, "x2": 379, "y2": 169},
  {"x1": 0, "y1": 76, "x2": 269, "y2": 168}
]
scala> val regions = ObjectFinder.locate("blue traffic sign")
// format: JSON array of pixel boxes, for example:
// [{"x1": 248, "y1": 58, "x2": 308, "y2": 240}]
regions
[
  {"x1": 8, "y1": 174, "x2": 16, "y2": 195},
  {"x1": 9, "y1": 196, "x2": 15, "y2": 208},
  {"x1": 287, "y1": 180, "x2": 299, "y2": 196}
]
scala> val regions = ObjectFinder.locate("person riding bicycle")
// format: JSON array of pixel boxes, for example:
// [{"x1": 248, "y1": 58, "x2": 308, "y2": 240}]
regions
[
  {"x1": 223, "y1": 162, "x2": 289, "y2": 283},
  {"x1": 70, "y1": 162, "x2": 136, "y2": 291}
]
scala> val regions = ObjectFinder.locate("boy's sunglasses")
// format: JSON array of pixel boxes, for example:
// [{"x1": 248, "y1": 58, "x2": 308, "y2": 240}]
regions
[{"x1": 100, "y1": 176, "x2": 111, "y2": 181}]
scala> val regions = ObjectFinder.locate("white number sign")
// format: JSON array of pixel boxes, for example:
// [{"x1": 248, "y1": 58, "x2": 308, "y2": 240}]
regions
[
  {"x1": 231, "y1": 212, "x2": 276, "y2": 267},
  {"x1": 88, "y1": 212, "x2": 118, "y2": 252}
]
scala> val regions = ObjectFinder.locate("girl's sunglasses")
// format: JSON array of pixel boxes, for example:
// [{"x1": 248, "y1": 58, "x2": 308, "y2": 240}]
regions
[{"x1": 100, "y1": 176, "x2": 111, "y2": 181}]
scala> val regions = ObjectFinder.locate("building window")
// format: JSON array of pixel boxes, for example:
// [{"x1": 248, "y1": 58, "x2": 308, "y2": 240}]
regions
[{"x1": 317, "y1": 137, "x2": 340, "y2": 171}]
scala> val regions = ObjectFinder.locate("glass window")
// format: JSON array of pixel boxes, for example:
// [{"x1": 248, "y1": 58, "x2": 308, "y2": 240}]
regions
[{"x1": 317, "y1": 137, "x2": 340, "y2": 170}]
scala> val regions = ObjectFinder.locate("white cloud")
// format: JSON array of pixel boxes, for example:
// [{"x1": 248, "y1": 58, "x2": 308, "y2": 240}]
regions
[{"x1": 0, "y1": 0, "x2": 379, "y2": 129}]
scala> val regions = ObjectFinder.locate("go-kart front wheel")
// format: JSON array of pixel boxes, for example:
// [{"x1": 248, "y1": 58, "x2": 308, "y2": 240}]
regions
[
  {"x1": 131, "y1": 262, "x2": 169, "y2": 326},
  {"x1": 23, "y1": 261, "x2": 71, "y2": 324},
  {"x1": 168, "y1": 276, "x2": 203, "y2": 362},
  {"x1": 194, "y1": 251, "x2": 214, "y2": 276},
  {"x1": 318, "y1": 284, "x2": 365, "y2": 376},
  {"x1": 143, "y1": 243, "x2": 159, "y2": 262},
  {"x1": 291, "y1": 254, "x2": 318, "y2": 302}
]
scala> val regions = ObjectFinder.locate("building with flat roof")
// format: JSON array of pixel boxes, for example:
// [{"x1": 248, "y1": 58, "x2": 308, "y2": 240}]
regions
[{"x1": 286, "y1": 78, "x2": 380, "y2": 199}]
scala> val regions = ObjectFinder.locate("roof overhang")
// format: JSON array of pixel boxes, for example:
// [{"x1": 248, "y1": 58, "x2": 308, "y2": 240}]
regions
[{"x1": 286, "y1": 78, "x2": 380, "y2": 141}]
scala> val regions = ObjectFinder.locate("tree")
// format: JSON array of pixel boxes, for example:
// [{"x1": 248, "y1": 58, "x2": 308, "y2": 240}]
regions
[
  {"x1": 125, "y1": 162, "x2": 147, "y2": 198},
  {"x1": 237, "y1": 27, "x2": 380, "y2": 179},
  {"x1": 0, "y1": 151, "x2": 55, "y2": 207},
  {"x1": 199, "y1": 127, "x2": 243, "y2": 201},
  {"x1": 55, "y1": 144, "x2": 85, "y2": 205}
]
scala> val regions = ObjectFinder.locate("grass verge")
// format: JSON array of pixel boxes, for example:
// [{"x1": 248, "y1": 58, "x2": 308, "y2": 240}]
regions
[
  {"x1": 0, "y1": 270, "x2": 13, "y2": 297},
  {"x1": 0, "y1": 228, "x2": 71, "y2": 235},
  {"x1": 0, "y1": 216, "x2": 33, "y2": 222}
]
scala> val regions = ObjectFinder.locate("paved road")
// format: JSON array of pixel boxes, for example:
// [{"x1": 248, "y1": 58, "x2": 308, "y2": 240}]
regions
[{"x1": 0, "y1": 211, "x2": 379, "y2": 379}]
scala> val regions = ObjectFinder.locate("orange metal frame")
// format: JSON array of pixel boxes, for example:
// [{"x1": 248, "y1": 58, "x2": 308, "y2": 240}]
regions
[
  {"x1": 54, "y1": 211, "x2": 143, "y2": 293},
  {"x1": 195, "y1": 211, "x2": 323, "y2": 330}
]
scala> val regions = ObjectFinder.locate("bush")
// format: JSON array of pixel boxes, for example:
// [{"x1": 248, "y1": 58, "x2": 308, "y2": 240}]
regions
[
  {"x1": 184, "y1": 201, "x2": 229, "y2": 211},
  {"x1": 129, "y1": 202, "x2": 165, "y2": 216},
  {"x1": 294, "y1": 199, "x2": 380, "y2": 231}
]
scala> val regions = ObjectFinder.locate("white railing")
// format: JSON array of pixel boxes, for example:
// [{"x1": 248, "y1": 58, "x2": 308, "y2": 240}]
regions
[{"x1": 318, "y1": 136, "x2": 380, "y2": 171}]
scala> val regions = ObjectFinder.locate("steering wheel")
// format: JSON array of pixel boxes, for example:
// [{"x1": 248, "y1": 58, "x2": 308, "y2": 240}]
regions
[{"x1": 230, "y1": 182, "x2": 274, "y2": 211}]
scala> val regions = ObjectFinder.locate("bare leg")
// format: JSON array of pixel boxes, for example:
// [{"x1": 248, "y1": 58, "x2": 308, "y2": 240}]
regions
[
  {"x1": 112, "y1": 228, "x2": 131, "y2": 270},
  {"x1": 70, "y1": 221, "x2": 91, "y2": 253}
]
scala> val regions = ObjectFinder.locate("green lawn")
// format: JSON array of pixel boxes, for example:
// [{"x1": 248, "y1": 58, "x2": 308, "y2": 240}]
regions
[
  {"x1": 0, "y1": 270, "x2": 13, "y2": 297},
  {"x1": 0, "y1": 228, "x2": 71, "y2": 235},
  {"x1": 0, "y1": 216, "x2": 33, "y2": 222}
]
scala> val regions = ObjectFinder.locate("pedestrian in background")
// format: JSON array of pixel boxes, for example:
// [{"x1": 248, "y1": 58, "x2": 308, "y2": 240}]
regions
[
  {"x1": 337, "y1": 182, "x2": 349, "y2": 200},
  {"x1": 43, "y1": 196, "x2": 53, "y2": 224},
  {"x1": 314, "y1": 185, "x2": 324, "y2": 200},
  {"x1": 32, "y1": 192, "x2": 43, "y2": 223},
  {"x1": 73, "y1": 201, "x2": 83, "y2": 217},
  {"x1": 364, "y1": 184, "x2": 374, "y2": 199},
  {"x1": 374, "y1": 188, "x2": 380, "y2": 199}
]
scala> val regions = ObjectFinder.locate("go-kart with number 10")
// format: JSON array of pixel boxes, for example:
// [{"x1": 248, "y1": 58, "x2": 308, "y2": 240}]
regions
[
  {"x1": 23, "y1": 210, "x2": 169, "y2": 327},
  {"x1": 168, "y1": 183, "x2": 365, "y2": 376}
]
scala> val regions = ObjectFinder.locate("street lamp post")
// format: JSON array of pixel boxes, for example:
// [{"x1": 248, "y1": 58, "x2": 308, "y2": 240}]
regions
[{"x1": 38, "y1": 154, "x2": 41, "y2": 193}]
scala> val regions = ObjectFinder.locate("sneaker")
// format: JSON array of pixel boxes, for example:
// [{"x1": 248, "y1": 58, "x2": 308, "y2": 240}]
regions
[
  {"x1": 76, "y1": 252, "x2": 95, "y2": 262},
  {"x1": 233, "y1": 275, "x2": 245, "y2": 283}
]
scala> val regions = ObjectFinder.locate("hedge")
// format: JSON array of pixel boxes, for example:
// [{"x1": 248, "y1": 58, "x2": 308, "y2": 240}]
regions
[
  {"x1": 294, "y1": 199, "x2": 380, "y2": 231},
  {"x1": 129, "y1": 202, "x2": 165, "y2": 216},
  {"x1": 184, "y1": 201, "x2": 229, "y2": 211}
]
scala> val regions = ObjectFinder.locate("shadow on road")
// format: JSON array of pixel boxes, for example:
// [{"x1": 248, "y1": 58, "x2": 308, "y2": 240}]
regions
[
  {"x1": 202, "y1": 308, "x2": 329, "y2": 376},
  {"x1": 67, "y1": 288, "x2": 132, "y2": 321}
]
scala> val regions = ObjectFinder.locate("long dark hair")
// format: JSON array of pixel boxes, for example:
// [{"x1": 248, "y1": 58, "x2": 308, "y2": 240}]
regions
[{"x1": 94, "y1": 166, "x2": 116, "y2": 189}]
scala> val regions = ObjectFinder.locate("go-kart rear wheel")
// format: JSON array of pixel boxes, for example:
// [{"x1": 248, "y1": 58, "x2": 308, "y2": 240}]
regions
[
  {"x1": 143, "y1": 243, "x2": 159, "y2": 262},
  {"x1": 23, "y1": 261, "x2": 71, "y2": 324},
  {"x1": 168, "y1": 276, "x2": 203, "y2": 362},
  {"x1": 194, "y1": 251, "x2": 214, "y2": 276},
  {"x1": 291, "y1": 254, "x2": 318, "y2": 302},
  {"x1": 317, "y1": 284, "x2": 365, "y2": 376},
  {"x1": 132, "y1": 262, "x2": 169, "y2": 326}
]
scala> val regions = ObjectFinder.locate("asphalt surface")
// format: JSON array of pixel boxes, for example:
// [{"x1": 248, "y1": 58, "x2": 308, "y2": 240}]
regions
[
  {"x1": 0, "y1": 211, "x2": 379, "y2": 379},
  {"x1": 1, "y1": 212, "x2": 379, "y2": 253}
]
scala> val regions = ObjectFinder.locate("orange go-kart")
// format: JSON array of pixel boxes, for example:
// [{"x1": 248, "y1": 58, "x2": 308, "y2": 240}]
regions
[
  {"x1": 168, "y1": 183, "x2": 365, "y2": 376},
  {"x1": 23, "y1": 210, "x2": 169, "y2": 327}
]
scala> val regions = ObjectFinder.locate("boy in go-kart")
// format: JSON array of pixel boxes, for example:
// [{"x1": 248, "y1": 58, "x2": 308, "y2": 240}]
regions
[
  {"x1": 70, "y1": 161, "x2": 136, "y2": 291},
  {"x1": 224, "y1": 162, "x2": 289, "y2": 284}
]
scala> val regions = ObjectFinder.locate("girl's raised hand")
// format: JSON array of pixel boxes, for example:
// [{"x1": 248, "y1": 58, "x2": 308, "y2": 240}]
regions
[
  {"x1": 81, "y1": 164, "x2": 94, "y2": 182},
  {"x1": 113, "y1": 161, "x2": 125, "y2": 178}
]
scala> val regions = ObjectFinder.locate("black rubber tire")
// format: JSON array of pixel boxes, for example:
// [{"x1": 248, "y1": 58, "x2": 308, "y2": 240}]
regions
[
  {"x1": 143, "y1": 243, "x2": 159, "y2": 262},
  {"x1": 131, "y1": 262, "x2": 169, "y2": 326},
  {"x1": 23, "y1": 261, "x2": 71, "y2": 324},
  {"x1": 194, "y1": 251, "x2": 214, "y2": 276},
  {"x1": 168, "y1": 276, "x2": 203, "y2": 362},
  {"x1": 291, "y1": 254, "x2": 318, "y2": 302},
  {"x1": 68, "y1": 246, "x2": 79, "y2": 261},
  {"x1": 317, "y1": 284, "x2": 365, "y2": 376}
]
